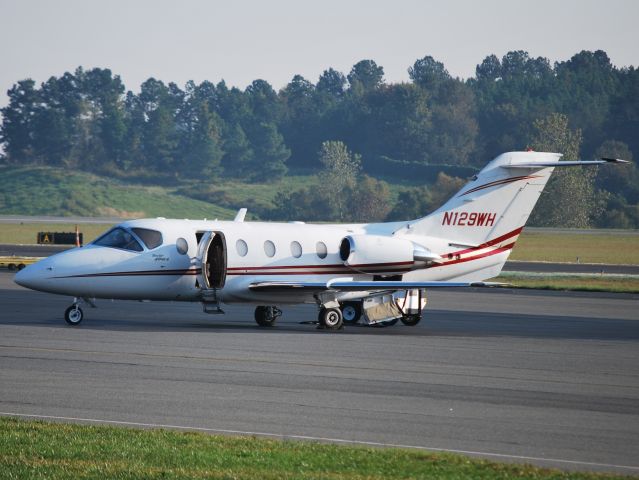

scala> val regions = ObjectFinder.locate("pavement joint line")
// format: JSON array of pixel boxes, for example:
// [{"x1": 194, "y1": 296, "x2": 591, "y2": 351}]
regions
[{"x1": 1, "y1": 411, "x2": 638, "y2": 473}]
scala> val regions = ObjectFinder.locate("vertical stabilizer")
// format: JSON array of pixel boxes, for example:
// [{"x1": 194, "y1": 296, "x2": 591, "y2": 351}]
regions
[{"x1": 408, "y1": 151, "x2": 561, "y2": 245}]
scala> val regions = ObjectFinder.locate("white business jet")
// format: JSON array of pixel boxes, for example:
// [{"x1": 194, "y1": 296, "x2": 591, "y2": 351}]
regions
[{"x1": 14, "y1": 151, "x2": 627, "y2": 330}]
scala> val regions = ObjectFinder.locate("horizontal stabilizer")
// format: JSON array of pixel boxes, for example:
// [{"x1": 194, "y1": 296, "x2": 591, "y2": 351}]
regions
[
  {"x1": 502, "y1": 158, "x2": 630, "y2": 169},
  {"x1": 248, "y1": 280, "x2": 505, "y2": 293}
]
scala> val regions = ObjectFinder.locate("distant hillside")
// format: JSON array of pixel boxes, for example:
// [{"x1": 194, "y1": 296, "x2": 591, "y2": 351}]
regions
[{"x1": 0, "y1": 166, "x2": 236, "y2": 220}]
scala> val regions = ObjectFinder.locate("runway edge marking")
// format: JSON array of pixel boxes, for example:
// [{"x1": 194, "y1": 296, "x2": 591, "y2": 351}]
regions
[{"x1": 1, "y1": 412, "x2": 638, "y2": 473}]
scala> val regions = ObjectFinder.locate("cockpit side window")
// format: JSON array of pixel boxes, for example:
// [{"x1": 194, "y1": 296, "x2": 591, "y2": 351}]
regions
[
  {"x1": 132, "y1": 228, "x2": 163, "y2": 250},
  {"x1": 93, "y1": 227, "x2": 143, "y2": 252}
]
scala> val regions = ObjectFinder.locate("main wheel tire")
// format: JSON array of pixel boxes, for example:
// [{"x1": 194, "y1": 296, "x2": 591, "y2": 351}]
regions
[
  {"x1": 319, "y1": 307, "x2": 343, "y2": 330},
  {"x1": 254, "y1": 306, "x2": 277, "y2": 327},
  {"x1": 400, "y1": 314, "x2": 421, "y2": 326},
  {"x1": 64, "y1": 305, "x2": 84, "y2": 326},
  {"x1": 340, "y1": 302, "x2": 362, "y2": 325}
]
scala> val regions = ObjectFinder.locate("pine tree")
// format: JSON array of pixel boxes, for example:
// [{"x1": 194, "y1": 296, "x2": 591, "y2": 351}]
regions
[{"x1": 528, "y1": 113, "x2": 602, "y2": 227}]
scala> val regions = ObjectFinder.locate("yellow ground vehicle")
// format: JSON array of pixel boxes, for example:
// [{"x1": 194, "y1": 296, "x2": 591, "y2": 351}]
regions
[{"x1": 0, "y1": 256, "x2": 39, "y2": 271}]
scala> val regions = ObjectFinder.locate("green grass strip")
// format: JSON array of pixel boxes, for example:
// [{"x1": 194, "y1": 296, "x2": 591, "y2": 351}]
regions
[
  {"x1": 509, "y1": 232, "x2": 639, "y2": 265},
  {"x1": 0, "y1": 417, "x2": 632, "y2": 479},
  {"x1": 494, "y1": 274, "x2": 639, "y2": 294},
  {"x1": 0, "y1": 223, "x2": 112, "y2": 245}
]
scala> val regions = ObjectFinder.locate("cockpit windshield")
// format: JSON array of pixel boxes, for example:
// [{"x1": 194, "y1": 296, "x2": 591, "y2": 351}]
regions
[
  {"x1": 131, "y1": 228, "x2": 163, "y2": 250},
  {"x1": 93, "y1": 227, "x2": 143, "y2": 252}
]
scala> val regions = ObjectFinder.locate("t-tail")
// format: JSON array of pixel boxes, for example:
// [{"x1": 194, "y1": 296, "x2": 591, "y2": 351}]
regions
[{"x1": 402, "y1": 151, "x2": 628, "y2": 278}]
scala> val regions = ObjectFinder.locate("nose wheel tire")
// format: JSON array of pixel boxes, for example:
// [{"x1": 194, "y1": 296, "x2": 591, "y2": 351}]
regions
[
  {"x1": 64, "y1": 305, "x2": 84, "y2": 326},
  {"x1": 318, "y1": 307, "x2": 343, "y2": 330},
  {"x1": 255, "y1": 306, "x2": 281, "y2": 327},
  {"x1": 340, "y1": 302, "x2": 362, "y2": 325}
]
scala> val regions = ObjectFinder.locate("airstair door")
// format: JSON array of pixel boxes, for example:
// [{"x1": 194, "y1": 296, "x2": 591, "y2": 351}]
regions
[{"x1": 196, "y1": 231, "x2": 227, "y2": 290}]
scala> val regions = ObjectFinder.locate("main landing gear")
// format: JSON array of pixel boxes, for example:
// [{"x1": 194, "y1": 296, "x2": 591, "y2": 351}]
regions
[
  {"x1": 254, "y1": 305, "x2": 282, "y2": 327},
  {"x1": 400, "y1": 314, "x2": 421, "y2": 326},
  {"x1": 318, "y1": 307, "x2": 343, "y2": 330}
]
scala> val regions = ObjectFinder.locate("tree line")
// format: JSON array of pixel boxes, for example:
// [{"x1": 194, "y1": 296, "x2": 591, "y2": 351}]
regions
[{"x1": 1, "y1": 50, "x2": 638, "y2": 227}]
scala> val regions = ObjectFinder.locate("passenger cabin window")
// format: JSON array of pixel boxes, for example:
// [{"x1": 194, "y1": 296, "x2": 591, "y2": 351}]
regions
[
  {"x1": 176, "y1": 237, "x2": 188, "y2": 255},
  {"x1": 236, "y1": 239, "x2": 248, "y2": 257},
  {"x1": 316, "y1": 241, "x2": 327, "y2": 259},
  {"x1": 264, "y1": 240, "x2": 276, "y2": 257},
  {"x1": 132, "y1": 228, "x2": 163, "y2": 249},
  {"x1": 93, "y1": 227, "x2": 143, "y2": 252},
  {"x1": 290, "y1": 241, "x2": 302, "y2": 258}
]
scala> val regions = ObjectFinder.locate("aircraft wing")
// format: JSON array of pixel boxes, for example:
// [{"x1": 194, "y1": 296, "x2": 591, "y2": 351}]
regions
[{"x1": 248, "y1": 280, "x2": 503, "y2": 293}]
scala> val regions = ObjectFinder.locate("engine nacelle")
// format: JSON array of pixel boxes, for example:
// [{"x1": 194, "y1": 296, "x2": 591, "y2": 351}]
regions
[{"x1": 339, "y1": 234, "x2": 441, "y2": 275}]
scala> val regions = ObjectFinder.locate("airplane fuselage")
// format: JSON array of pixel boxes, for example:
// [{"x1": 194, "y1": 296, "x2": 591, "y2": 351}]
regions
[{"x1": 17, "y1": 217, "x2": 514, "y2": 304}]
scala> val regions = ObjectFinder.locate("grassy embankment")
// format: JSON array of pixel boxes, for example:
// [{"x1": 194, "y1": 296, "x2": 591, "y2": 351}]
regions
[
  {"x1": 0, "y1": 165, "x2": 410, "y2": 220},
  {"x1": 0, "y1": 166, "x2": 235, "y2": 220},
  {"x1": 0, "y1": 417, "x2": 631, "y2": 480}
]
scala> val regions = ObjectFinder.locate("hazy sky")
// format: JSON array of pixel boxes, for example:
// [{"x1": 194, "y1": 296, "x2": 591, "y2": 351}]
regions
[{"x1": 1, "y1": 0, "x2": 637, "y2": 106}]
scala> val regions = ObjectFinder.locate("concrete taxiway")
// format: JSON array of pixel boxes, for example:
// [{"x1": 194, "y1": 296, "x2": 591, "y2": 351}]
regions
[{"x1": 0, "y1": 271, "x2": 638, "y2": 474}]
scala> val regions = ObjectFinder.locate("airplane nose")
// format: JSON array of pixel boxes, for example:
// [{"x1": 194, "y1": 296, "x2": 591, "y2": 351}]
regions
[
  {"x1": 14, "y1": 259, "x2": 55, "y2": 292},
  {"x1": 14, "y1": 263, "x2": 39, "y2": 289}
]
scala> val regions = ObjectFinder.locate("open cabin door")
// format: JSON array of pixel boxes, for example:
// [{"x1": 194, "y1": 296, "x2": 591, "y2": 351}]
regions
[{"x1": 196, "y1": 231, "x2": 227, "y2": 290}]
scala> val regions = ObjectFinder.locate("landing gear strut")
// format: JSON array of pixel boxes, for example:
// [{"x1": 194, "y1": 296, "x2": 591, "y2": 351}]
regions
[{"x1": 254, "y1": 306, "x2": 282, "y2": 327}]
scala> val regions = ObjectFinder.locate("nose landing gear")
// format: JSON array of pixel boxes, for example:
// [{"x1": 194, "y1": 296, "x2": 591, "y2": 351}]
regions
[
  {"x1": 64, "y1": 304, "x2": 84, "y2": 326},
  {"x1": 63, "y1": 297, "x2": 96, "y2": 326}
]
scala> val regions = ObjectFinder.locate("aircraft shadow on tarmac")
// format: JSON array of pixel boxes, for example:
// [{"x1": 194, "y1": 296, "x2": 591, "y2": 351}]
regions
[{"x1": 3, "y1": 303, "x2": 639, "y2": 341}]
